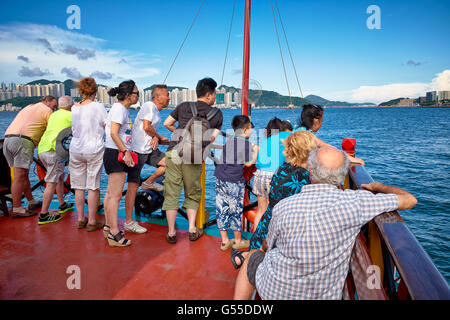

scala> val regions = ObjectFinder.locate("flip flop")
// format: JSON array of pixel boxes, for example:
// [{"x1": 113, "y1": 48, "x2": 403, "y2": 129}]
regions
[{"x1": 230, "y1": 248, "x2": 245, "y2": 269}]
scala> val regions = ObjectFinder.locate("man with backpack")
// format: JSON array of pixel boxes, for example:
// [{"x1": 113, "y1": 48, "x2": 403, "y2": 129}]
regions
[{"x1": 162, "y1": 78, "x2": 223, "y2": 244}]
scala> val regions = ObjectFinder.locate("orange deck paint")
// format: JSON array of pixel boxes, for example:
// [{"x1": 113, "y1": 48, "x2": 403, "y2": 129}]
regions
[{"x1": 0, "y1": 210, "x2": 239, "y2": 300}]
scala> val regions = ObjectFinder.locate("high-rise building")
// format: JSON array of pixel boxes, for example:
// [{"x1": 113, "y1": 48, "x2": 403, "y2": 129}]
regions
[
  {"x1": 181, "y1": 88, "x2": 188, "y2": 102},
  {"x1": 234, "y1": 91, "x2": 241, "y2": 105},
  {"x1": 188, "y1": 89, "x2": 197, "y2": 102},
  {"x1": 426, "y1": 91, "x2": 437, "y2": 102},
  {"x1": 438, "y1": 91, "x2": 450, "y2": 101},
  {"x1": 139, "y1": 89, "x2": 145, "y2": 106},
  {"x1": 216, "y1": 93, "x2": 225, "y2": 105},
  {"x1": 170, "y1": 88, "x2": 179, "y2": 106},
  {"x1": 144, "y1": 90, "x2": 152, "y2": 103},
  {"x1": 225, "y1": 92, "x2": 232, "y2": 107},
  {"x1": 70, "y1": 88, "x2": 80, "y2": 98}
]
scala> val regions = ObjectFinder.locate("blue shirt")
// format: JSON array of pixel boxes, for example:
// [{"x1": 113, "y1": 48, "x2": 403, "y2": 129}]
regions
[
  {"x1": 293, "y1": 126, "x2": 311, "y2": 133},
  {"x1": 255, "y1": 131, "x2": 291, "y2": 173},
  {"x1": 214, "y1": 136, "x2": 252, "y2": 183}
]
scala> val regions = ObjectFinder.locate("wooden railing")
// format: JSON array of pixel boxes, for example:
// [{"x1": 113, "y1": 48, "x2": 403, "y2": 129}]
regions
[{"x1": 344, "y1": 165, "x2": 450, "y2": 300}]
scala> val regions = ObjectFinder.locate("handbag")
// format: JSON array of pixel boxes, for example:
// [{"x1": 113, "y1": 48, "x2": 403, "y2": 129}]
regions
[{"x1": 118, "y1": 150, "x2": 138, "y2": 165}]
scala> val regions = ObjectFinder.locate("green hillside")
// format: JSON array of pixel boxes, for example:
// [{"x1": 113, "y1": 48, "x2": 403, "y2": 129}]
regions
[
  {"x1": 305, "y1": 94, "x2": 376, "y2": 107},
  {"x1": 143, "y1": 84, "x2": 187, "y2": 91},
  {"x1": 378, "y1": 98, "x2": 404, "y2": 106},
  {"x1": 0, "y1": 96, "x2": 42, "y2": 108}
]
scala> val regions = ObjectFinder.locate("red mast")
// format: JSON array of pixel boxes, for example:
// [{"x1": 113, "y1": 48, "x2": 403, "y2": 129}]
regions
[{"x1": 241, "y1": 0, "x2": 251, "y2": 116}]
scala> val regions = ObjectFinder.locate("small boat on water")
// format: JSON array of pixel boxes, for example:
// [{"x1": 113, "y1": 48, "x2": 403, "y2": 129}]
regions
[{"x1": 1, "y1": 0, "x2": 449, "y2": 300}]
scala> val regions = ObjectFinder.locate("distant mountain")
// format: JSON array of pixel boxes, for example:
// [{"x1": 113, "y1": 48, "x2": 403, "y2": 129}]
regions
[
  {"x1": 21, "y1": 79, "x2": 375, "y2": 107},
  {"x1": 219, "y1": 85, "x2": 311, "y2": 107},
  {"x1": 63, "y1": 79, "x2": 77, "y2": 95},
  {"x1": 26, "y1": 79, "x2": 61, "y2": 85},
  {"x1": 378, "y1": 98, "x2": 404, "y2": 106},
  {"x1": 143, "y1": 84, "x2": 188, "y2": 91},
  {"x1": 305, "y1": 94, "x2": 376, "y2": 107}
]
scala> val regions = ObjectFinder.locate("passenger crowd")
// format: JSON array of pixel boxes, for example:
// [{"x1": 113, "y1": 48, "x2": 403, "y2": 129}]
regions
[{"x1": 2, "y1": 76, "x2": 417, "y2": 299}]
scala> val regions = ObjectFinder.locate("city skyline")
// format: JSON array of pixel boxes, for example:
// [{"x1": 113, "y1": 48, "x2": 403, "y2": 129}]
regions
[
  {"x1": 0, "y1": 1, "x2": 449, "y2": 104},
  {"x1": 1, "y1": 79, "x2": 448, "y2": 109}
]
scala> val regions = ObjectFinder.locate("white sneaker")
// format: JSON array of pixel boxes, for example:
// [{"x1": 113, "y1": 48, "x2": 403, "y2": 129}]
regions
[
  {"x1": 142, "y1": 182, "x2": 164, "y2": 192},
  {"x1": 124, "y1": 221, "x2": 147, "y2": 234}
]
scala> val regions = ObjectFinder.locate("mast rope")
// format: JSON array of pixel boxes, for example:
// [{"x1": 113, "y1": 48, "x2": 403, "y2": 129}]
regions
[
  {"x1": 220, "y1": 0, "x2": 237, "y2": 88},
  {"x1": 163, "y1": 0, "x2": 207, "y2": 84},
  {"x1": 274, "y1": 0, "x2": 304, "y2": 100},
  {"x1": 270, "y1": 0, "x2": 297, "y2": 124}
]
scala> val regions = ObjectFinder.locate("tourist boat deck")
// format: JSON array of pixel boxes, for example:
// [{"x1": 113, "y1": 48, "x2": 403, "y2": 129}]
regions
[{"x1": 0, "y1": 210, "x2": 239, "y2": 300}]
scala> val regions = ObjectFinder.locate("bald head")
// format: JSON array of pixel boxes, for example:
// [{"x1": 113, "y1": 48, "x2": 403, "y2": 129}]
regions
[
  {"x1": 307, "y1": 146, "x2": 349, "y2": 186},
  {"x1": 317, "y1": 146, "x2": 346, "y2": 170}
]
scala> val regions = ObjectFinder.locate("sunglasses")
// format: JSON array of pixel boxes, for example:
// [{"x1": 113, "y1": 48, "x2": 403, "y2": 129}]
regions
[{"x1": 130, "y1": 91, "x2": 139, "y2": 96}]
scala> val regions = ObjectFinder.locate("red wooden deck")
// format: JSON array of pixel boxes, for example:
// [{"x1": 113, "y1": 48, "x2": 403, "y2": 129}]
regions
[{"x1": 0, "y1": 209, "x2": 238, "y2": 300}]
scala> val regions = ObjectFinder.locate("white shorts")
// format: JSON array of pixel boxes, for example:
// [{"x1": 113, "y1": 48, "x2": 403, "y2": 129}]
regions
[
  {"x1": 69, "y1": 149, "x2": 104, "y2": 190},
  {"x1": 252, "y1": 169, "x2": 274, "y2": 198},
  {"x1": 39, "y1": 151, "x2": 65, "y2": 183}
]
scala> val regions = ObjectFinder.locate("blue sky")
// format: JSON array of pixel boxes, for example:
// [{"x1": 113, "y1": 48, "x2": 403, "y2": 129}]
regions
[{"x1": 0, "y1": 0, "x2": 449, "y2": 103}]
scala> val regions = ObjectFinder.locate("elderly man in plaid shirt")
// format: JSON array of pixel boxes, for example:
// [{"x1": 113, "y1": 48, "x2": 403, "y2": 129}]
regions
[{"x1": 234, "y1": 146, "x2": 417, "y2": 300}]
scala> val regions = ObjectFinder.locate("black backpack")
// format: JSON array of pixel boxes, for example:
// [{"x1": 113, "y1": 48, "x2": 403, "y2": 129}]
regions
[{"x1": 174, "y1": 102, "x2": 219, "y2": 164}]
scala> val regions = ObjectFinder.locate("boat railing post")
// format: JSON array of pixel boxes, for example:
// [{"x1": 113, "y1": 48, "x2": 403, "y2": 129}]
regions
[{"x1": 196, "y1": 161, "x2": 207, "y2": 230}]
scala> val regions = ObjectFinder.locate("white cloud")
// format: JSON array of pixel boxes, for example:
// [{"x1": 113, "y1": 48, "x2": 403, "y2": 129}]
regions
[
  {"x1": 0, "y1": 23, "x2": 160, "y2": 86},
  {"x1": 326, "y1": 70, "x2": 450, "y2": 104}
]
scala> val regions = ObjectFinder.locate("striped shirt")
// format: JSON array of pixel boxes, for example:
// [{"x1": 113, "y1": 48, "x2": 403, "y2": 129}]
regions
[{"x1": 255, "y1": 184, "x2": 399, "y2": 300}]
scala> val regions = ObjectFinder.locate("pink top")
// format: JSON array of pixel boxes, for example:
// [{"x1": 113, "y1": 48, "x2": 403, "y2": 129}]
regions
[{"x1": 5, "y1": 102, "x2": 53, "y2": 146}]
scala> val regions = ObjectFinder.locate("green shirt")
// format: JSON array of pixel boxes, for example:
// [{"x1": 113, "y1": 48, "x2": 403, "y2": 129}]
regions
[{"x1": 38, "y1": 109, "x2": 72, "y2": 154}]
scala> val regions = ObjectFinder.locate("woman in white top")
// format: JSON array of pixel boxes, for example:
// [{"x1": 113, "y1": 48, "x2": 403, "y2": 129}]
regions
[
  {"x1": 103, "y1": 80, "x2": 143, "y2": 247},
  {"x1": 69, "y1": 77, "x2": 107, "y2": 231}
]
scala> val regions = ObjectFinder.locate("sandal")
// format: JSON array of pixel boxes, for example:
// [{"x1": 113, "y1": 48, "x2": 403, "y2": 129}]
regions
[
  {"x1": 87, "y1": 221, "x2": 105, "y2": 232},
  {"x1": 103, "y1": 225, "x2": 123, "y2": 239},
  {"x1": 189, "y1": 228, "x2": 204, "y2": 241},
  {"x1": 77, "y1": 217, "x2": 88, "y2": 229},
  {"x1": 103, "y1": 225, "x2": 110, "y2": 238},
  {"x1": 107, "y1": 231, "x2": 131, "y2": 247},
  {"x1": 230, "y1": 248, "x2": 245, "y2": 269},
  {"x1": 220, "y1": 239, "x2": 235, "y2": 251},
  {"x1": 232, "y1": 239, "x2": 250, "y2": 249}
]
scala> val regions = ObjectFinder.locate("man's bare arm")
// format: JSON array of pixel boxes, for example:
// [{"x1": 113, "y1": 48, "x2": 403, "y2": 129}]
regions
[
  {"x1": 362, "y1": 182, "x2": 417, "y2": 210},
  {"x1": 163, "y1": 115, "x2": 177, "y2": 133}
]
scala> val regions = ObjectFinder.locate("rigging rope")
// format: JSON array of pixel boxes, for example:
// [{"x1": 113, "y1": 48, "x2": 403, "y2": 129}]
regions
[
  {"x1": 274, "y1": 0, "x2": 304, "y2": 99},
  {"x1": 163, "y1": 0, "x2": 207, "y2": 84},
  {"x1": 220, "y1": 0, "x2": 237, "y2": 88},
  {"x1": 270, "y1": 0, "x2": 295, "y2": 122}
]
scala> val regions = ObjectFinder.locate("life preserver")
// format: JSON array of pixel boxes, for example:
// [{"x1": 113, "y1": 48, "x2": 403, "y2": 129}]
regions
[{"x1": 36, "y1": 159, "x2": 71, "y2": 194}]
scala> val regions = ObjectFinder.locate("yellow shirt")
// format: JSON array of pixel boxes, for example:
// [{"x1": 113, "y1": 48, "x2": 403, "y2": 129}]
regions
[{"x1": 5, "y1": 102, "x2": 53, "y2": 146}]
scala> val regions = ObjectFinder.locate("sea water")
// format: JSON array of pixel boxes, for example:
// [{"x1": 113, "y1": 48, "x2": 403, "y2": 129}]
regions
[{"x1": 1, "y1": 107, "x2": 449, "y2": 282}]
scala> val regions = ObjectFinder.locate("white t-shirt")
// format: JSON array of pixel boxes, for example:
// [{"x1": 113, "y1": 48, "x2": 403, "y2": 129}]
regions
[
  {"x1": 70, "y1": 101, "x2": 107, "y2": 154},
  {"x1": 105, "y1": 102, "x2": 132, "y2": 150},
  {"x1": 132, "y1": 101, "x2": 161, "y2": 154}
]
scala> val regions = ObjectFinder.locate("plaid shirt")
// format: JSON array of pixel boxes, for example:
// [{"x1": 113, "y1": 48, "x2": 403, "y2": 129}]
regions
[{"x1": 255, "y1": 184, "x2": 398, "y2": 300}]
